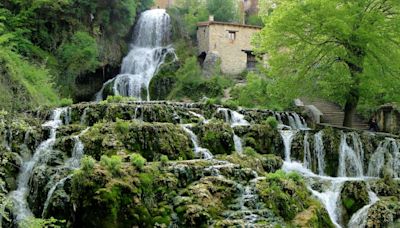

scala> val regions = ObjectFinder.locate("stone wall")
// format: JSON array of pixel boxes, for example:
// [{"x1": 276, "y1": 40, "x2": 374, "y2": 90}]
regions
[
  {"x1": 197, "y1": 22, "x2": 261, "y2": 75},
  {"x1": 374, "y1": 104, "x2": 400, "y2": 135}
]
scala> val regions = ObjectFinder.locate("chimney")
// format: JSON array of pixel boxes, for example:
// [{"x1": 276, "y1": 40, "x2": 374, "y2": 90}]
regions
[{"x1": 209, "y1": 15, "x2": 214, "y2": 22}]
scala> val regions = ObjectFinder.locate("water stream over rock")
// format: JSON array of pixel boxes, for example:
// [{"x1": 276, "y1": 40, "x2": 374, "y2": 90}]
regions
[{"x1": 95, "y1": 9, "x2": 175, "y2": 101}]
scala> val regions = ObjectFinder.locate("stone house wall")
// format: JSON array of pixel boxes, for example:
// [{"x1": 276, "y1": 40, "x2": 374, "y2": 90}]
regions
[
  {"x1": 197, "y1": 22, "x2": 261, "y2": 75},
  {"x1": 374, "y1": 104, "x2": 400, "y2": 135}
]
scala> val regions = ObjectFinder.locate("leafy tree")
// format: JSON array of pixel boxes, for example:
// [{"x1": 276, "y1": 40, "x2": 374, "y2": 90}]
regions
[
  {"x1": 256, "y1": 0, "x2": 400, "y2": 127},
  {"x1": 206, "y1": 0, "x2": 239, "y2": 22}
]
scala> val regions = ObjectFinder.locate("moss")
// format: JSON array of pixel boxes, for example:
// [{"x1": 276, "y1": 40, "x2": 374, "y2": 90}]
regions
[
  {"x1": 366, "y1": 197, "x2": 400, "y2": 228},
  {"x1": 79, "y1": 121, "x2": 194, "y2": 161},
  {"x1": 256, "y1": 171, "x2": 312, "y2": 221},
  {"x1": 216, "y1": 153, "x2": 283, "y2": 174},
  {"x1": 292, "y1": 204, "x2": 334, "y2": 228},
  {"x1": 196, "y1": 120, "x2": 234, "y2": 155}
]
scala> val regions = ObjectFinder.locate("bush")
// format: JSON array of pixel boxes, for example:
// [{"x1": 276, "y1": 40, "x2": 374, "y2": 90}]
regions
[
  {"x1": 222, "y1": 100, "x2": 239, "y2": 110},
  {"x1": 264, "y1": 116, "x2": 279, "y2": 129},
  {"x1": 100, "y1": 155, "x2": 123, "y2": 176},
  {"x1": 115, "y1": 119, "x2": 129, "y2": 134},
  {"x1": 81, "y1": 156, "x2": 96, "y2": 173},
  {"x1": 244, "y1": 147, "x2": 257, "y2": 157},
  {"x1": 160, "y1": 155, "x2": 169, "y2": 165},
  {"x1": 130, "y1": 153, "x2": 147, "y2": 170},
  {"x1": 59, "y1": 98, "x2": 73, "y2": 107}
]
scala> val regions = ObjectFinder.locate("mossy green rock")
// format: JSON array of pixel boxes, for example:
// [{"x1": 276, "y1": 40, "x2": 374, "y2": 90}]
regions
[
  {"x1": 79, "y1": 120, "x2": 194, "y2": 161},
  {"x1": 196, "y1": 121, "x2": 234, "y2": 155},
  {"x1": 340, "y1": 181, "x2": 369, "y2": 222}
]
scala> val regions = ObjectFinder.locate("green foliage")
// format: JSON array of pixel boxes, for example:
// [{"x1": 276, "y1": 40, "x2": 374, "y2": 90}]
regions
[
  {"x1": 264, "y1": 116, "x2": 278, "y2": 129},
  {"x1": 243, "y1": 147, "x2": 257, "y2": 156},
  {"x1": 106, "y1": 95, "x2": 138, "y2": 103},
  {"x1": 60, "y1": 98, "x2": 73, "y2": 107},
  {"x1": 58, "y1": 32, "x2": 99, "y2": 95},
  {"x1": 168, "y1": 57, "x2": 230, "y2": 101},
  {"x1": 20, "y1": 217, "x2": 65, "y2": 228},
  {"x1": 246, "y1": 14, "x2": 264, "y2": 27},
  {"x1": 231, "y1": 72, "x2": 283, "y2": 109},
  {"x1": 160, "y1": 155, "x2": 169, "y2": 164},
  {"x1": 206, "y1": 0, "x2": 239, "y2": 22},
  {"x1": 130, "y1": 153, "x2": 147, "y2": 170},
  {"x1": 81, "y1": 155, "x2": 96, "y2": 173},
  {"x1": 256, "y1": 0, "x2": 400, "y2": 122},
  {"x1": 115, "y1": 119, "x2": 130, "y2": 134},
  {"x1": 100, "y1": 155, "x2": 123, "y2": 176},
  {"x1": 0, "y1": 47, "x2": 59, "y2": 111}
]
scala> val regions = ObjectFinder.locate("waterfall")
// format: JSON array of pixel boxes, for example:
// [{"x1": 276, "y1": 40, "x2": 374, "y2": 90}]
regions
[
  {"x1": 181, "y1": 124, "x2": 213, "y2": 159},
  {"x1": 95, "y1": 9, "x2": 175, "y2": 101},
  {"x1": 314, "y1": 131, "x2": 325, "y2": 175},
  {"x1": 338, "y1": 132, "x2": 364, "y2": 177},
  {"x1": 9, "y1": 108, "x2": 67, "y2": 222},
  {"x1": 217, "y1": 108, "x2": 248, "y2": 153},
  {"x1": 348, "y1": 190, "x2": 379, "y2": 227},
  {"x1": 367, "y1": 138, "x2": 400, "y2": 178},
  {"x1": 41, "y1": 175, "x2": 72, "y2": 218},
  {"x1": 303, "y1": 132, "x2": 312, "y2": 169},
  {"x1": 280, "y1": 130, "x2": 297, "y2": 162},
  {"x1": 309, "y1": 180, "x2": 345, "y2": 228}
]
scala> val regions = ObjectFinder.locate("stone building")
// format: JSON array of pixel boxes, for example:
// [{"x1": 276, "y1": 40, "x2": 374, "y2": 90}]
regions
[
  {"x1": 153, "y1": 0, "x2": 175, "y2": 9},
  {"x1": 197, "y1": 17, "x2": 261, "y2": 75},
  {"x1": 374, "y1": 104, "x2": 400, "y2": 135}
]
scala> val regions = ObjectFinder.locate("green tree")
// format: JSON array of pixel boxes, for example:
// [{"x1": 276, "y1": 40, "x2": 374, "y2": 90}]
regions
[
  {"x1": 206, "y1": 0, "x2": 239, "y2": 22},
  {"x1": 256, "y1": 0, "x2": 400, "y2": 127}
]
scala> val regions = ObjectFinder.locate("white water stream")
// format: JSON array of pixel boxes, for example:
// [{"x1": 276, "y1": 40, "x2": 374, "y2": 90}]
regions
[{"x1": 96, "y1": 9, "x2": 175, "y2": 101}]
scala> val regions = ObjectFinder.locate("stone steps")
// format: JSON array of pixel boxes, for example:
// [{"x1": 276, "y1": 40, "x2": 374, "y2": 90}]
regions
[{"x1": 300, "y1": 98, "x2": 368, "y2": 130}]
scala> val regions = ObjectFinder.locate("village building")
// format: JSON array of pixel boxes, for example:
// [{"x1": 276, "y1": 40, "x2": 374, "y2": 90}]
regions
[
  {"x1": 197, "y1": 16, "x2": 261, "y2": 75},
  {"x1": 153, "y1": 0, "x2": 175, "y2": 9}
]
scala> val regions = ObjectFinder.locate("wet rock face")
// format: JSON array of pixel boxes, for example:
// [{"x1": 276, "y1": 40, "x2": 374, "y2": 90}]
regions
[
  {"x1": 340, "y1": 181, "x2": 370, "y2": 222},
  {"x1": 366, "y1": 197, "x2": 400, "y2": 227}
]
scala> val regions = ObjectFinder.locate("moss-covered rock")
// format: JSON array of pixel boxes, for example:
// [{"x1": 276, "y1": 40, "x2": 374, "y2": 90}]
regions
[
  {"x1": 79, "y1": 120, "x2": 194, "y2": 161},
  {"x1": 216, "y1": 153, "x2": 283, "y2": 174},
  {"x1": 195, "y1": 120, "x2": 234, "y2": 155},
  {"x1": 340, "y1": 181, "x2": 370, "y2": 222},
  {"x1": 366, "y1": 197, "x2": 400, "y2": 228}
]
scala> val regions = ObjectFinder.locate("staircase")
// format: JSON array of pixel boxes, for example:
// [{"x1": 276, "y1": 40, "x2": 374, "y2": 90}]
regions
[{"x1": 301, "y1": 98, "x2": 369, "y2": 130}]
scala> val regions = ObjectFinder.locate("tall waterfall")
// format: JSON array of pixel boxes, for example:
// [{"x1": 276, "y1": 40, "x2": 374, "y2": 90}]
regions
[
  {"x1": 96, "y1": 9, "x2": 175, "y2": 101},
  {"x1": 217, "y1": 108, "x2": 249, "y2": 153}
]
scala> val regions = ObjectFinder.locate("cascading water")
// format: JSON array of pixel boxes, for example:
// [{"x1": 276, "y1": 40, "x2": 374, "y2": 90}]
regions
[
  {"x1": 181, "y1": 124, "x2": 213, "y2": 159},
  {"x1": 217, "y1": 108, "x2": 249, "y2": 153},
  {"x1": 367, "y1": 138, "x2": 400, "y2": 178},
  {"x1": 348, "y1": 190, "x2": 379, "y2": 227},
  {"x1": 314, "y1": 131, "x2": 326, "y2": 176},
  {"x1": 95, "y1": 9, "x2": 175, "y2": 101},
  {"x1": 9, "y1": 108, "x2": 67, "y2": 222},
  {"x1": 338, "y1": 132, "x2": 364, "y2": 177}
]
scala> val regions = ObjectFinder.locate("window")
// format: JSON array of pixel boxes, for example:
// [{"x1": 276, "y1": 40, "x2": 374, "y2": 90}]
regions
[{"x1": 228, "y1": 31, "x2": 236, "y2": 41}]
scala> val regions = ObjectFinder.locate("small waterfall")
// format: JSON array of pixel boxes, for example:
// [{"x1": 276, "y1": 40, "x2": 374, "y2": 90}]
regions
[
  {"x1": 181, "y1": 124, "x2": 213, "y2": 159},
  {"x1": 42, "y1": 127, "x2": 89, "y2": 217},
  {"x1": 338, "y1": 132, "x2": 364, "y2": 177},
  {"x1": 280, "y1": 130, "x2": 297, "y2": 162},
  {"x1": 95, "y1": 9, "x2": 175, "y2": 101},
  {"x1": 80, "y1": 108, "x2": 89, "y2": 125},
  {"x1": 233, "y1": 135, "x2": 243, "y2": 153},
  {"x1": 41, "y1": 175, "x2": 72, "y2": 218},
  {"x1": 314, "y1": 131, "x2": 326, "y2": 175},
  {"x1": 217, "y1": 108, "x2": 248, "y2": 153},
  {"x1": 367, "y1": 138, "x2": 400, "y2": 178},
  {"x1": 309, "y1": 180, "x2": 344, "y2": 228},
  {"x1": 189, "y1": 111, "x2": 209, "y2": 124},
  {"x1": 9, "y1": 108, "x2": 67, "y2": 222},
  {"x1": 303, "y1": 132, "x2": 312, "y2": 169},
  {"x1": 348, "y1": 190, "x2": 379, "y2": 227}
]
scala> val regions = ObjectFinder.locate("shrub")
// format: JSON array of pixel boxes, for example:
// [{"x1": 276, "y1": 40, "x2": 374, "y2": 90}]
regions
[
  {"x1": 59, "y1": 98, "x2": 73, "y2": 107},
  {"x1": 115, "y1": 119, "x2": 129, "y2": 134},
  {"x1": 130, "y1": 153, "x2": 147, "y2": 170},
  {"x1": 264, "y1": 116, "x2": 279, "y2": 129},
  {"x1": 160, "y1": 155, "x2": 169, "y2": 165},
  {"x1": 100, "y1": 155, "x2": 122, "y2": 176},
  {"x1": 20, "y1": 217, "x2": 65, "y2": 228},
  {"x1": 244, "y1": 147, "x2": 257, "y2": 157},
  {"x1": 81, "y1": 155, "x2": 96, "y2": 173},
  {"x1": 222, "y1": 100, "x2": 239, "y2": 110}
]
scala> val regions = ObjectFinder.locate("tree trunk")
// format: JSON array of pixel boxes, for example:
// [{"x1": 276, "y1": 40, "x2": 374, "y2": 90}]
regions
[{"x1": 343, "y1": 87, "x2": 359, "y2": 128}]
